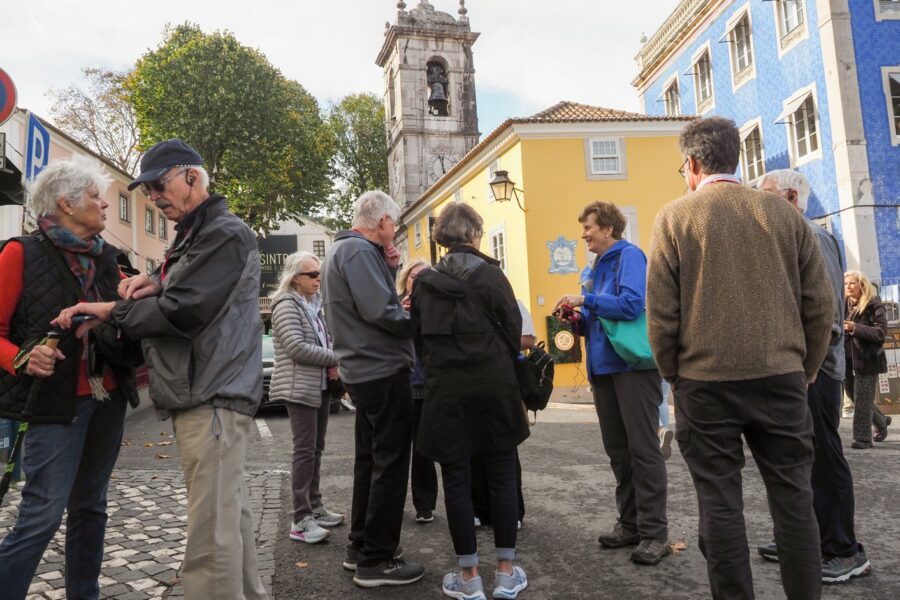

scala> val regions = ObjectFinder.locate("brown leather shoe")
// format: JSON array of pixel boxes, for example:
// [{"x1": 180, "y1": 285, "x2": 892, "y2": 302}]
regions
[
  {"x1": 630, "y1": 538, "x2": 671, "y2": 565},
  {"x1": 597, "y1": 522, "x2": 640, "y2": 548}
]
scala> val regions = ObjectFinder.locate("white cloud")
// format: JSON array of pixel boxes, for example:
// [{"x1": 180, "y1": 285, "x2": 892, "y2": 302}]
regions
[{"x1": 1, "y1": 0, "x2": 676, "y2": 136}]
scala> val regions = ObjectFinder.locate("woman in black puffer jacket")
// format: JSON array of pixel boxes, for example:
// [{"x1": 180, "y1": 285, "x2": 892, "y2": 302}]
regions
[{"x1": 843, "y1": 270, "x2": 891, "y2": 449}]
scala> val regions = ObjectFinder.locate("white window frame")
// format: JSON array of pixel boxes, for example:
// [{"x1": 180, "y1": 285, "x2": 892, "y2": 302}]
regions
[
  {"x1": 118, "y1": 195, "x2": 130, "y2": 223},
  {"x1": 486, "y1": 159, "x2": 501, "y2": 203},
  {"x1": 726, "y1": 4, "x2": 756, "y2": 92},
  {"x1": 874, "y1": 0, "x2": 900, "y2": 21},
  {"x1": 489, "y1": 225, "x2": 507, "y2": 273},
  {"x1": 691, "y1": 42, "x2": 715, "y2": 114},
  {"x1": 738, "y1": 117, "x2": 766, "y2": 185},
  {"x1": 144, "y1": 207, "x2": 155, "y2": 234},
  {"x1": 772, "y1": 0, "x2": 808, "y2": 58},
  {"x1": 778, "y1": 83, "x2": 822, "y2": 167},
  {"x1": 589, "y1": 138, "x2": 622, "y2": 175},
  {"x1": 662, "y1": 73, "x2": 681, "y2": 117},
  {"x1": 882, "y1": 66, "x2": 900, "y2": 146},
  {"x1": 158, "y1": 215, "x2": 167, "y2": 240},
  {"x1": 414, "y1": 221, "x2": 422, "y2": 248}
]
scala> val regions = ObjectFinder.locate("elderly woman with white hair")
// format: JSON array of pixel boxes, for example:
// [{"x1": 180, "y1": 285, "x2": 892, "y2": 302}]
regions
[
  {"x1": 0, "y1": 156, "x2": 141, "y2": 599},
  {"x1": 269, "y1": 251, "x2": 343, "y2": 544}
]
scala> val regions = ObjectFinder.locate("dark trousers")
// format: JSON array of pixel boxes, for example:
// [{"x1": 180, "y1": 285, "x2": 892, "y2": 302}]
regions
[
  {"x1": 808, "y1": 373, "x2": 859, "y2": 558},
  {"x1": 411, "y1": 397, "x2": 438, "y2": 512},
  {"x1": 286, "y1": 393, "x2": 330, "y2": 521},
  {"x1": 344, "y1": 371, "x2": 413, "y2": 567},
  {"x1": 471, "y1": 449, "x2": 525, "y2": 524},
  {"x1": 441, "y1": 449, "x2": 518, "y2": 567},
  {"x1": 591, "y1": 370, "x2": 668, "y2": 540},
  {"x1": 675, "y1": 372, "x2": 821, "y2": 600}
]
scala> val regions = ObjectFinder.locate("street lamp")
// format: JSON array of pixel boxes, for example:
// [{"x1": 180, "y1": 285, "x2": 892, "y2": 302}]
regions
[{"x1": 488, "y1": 170, "x2": 526, "y2": 212}]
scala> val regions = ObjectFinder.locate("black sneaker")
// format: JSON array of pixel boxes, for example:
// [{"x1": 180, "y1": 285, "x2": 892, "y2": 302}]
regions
[
  {"x1": 851, "y1": 440, "x2": 873, "y2": 449},
  {"x1": 598, "y1": 522, "x2": 640, "y2": 549},
  {"x1": 757, "y1": 540, "x2": 779, "y2": 562},
  {"x1": 415, "y1": 510, "x2": 434, "y2": 524},
  {"x1": 343, "y1": 544, "x2": 403, "y2": 571},
  {"x1": 353, "y1": 558, "x2": 425, "y2": 588},
  {"x1": 822, "y1": 550, "x2": 871, "y2": 583},
  {"x1": 630, "y1": 538, "x2": 671, "y2": 565}
]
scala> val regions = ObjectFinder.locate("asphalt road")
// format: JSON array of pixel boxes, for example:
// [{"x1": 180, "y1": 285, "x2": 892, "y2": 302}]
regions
[{"x1": 121, "y1": 401, "x2": 900, "y2": 599}]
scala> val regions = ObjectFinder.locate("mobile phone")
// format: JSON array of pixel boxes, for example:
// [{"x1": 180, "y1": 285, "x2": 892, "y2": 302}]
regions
[{"x1": 72, "y1": 315, "x2": 97, "y2": 325}]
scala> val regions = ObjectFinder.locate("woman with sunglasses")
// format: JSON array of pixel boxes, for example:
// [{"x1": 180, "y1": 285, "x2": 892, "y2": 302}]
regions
[{"x1": 270, "y1": 251, "x2": 344, "y2": 543}]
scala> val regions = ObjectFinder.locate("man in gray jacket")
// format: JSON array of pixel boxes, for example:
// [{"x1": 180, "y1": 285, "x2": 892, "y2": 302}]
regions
[
  {"x1": 58, "y1": 139, "x2": 267, "y2": 600},
  {"x1": 757, "y1": 170, "x2": 871, "y2": 584},
  {"x1": 323, "y1": 190, "x2": 424, "y2": 588}
]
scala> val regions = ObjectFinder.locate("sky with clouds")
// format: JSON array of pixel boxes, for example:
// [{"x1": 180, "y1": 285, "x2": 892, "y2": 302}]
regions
[{"x1": 2, "y1": 0, "x2": 676, "y2": 139}]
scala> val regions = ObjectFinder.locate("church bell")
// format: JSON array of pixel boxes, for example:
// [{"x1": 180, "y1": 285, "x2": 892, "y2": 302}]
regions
[{"x1": 428, "y1": 84, "x2": 449, "y2": 116}]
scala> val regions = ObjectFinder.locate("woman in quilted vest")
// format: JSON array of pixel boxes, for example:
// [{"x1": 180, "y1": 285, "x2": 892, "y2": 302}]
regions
[
  {"x1": 843, "y1": 270, "x2": 891, "y2": 448},
  {"x1": 270, "y1": 251, "x2": 343, "y2": 543},
  {"x1": 0, "y1": 156, "x2": 140, "y2": 600}
]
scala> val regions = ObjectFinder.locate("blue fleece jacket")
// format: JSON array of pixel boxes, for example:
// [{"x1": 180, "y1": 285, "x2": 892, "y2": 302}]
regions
[{"x1": 580, "y1": 239, "x2": 647, "y2": 376}]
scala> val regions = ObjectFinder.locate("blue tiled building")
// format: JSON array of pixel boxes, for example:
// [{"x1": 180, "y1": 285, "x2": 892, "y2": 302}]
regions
[{"x1": 633, "y1": 0, "x2": 900, "y2": 280}]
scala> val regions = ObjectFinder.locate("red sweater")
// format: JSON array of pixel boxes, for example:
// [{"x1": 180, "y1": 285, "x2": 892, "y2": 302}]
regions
[{"x1": 0, "y1": 241, "x2": 117, "y2": 395}]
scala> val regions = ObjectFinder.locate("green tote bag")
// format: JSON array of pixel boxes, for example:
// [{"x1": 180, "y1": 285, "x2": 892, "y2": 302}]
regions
[{"x1": 598, "y1": 312, "x2": 657, "y2": 371}]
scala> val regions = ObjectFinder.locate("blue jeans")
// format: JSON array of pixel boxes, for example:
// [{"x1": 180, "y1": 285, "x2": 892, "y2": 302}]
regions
[{"x1": 0, "y1": 392, "x2": 126, "y2": 600}]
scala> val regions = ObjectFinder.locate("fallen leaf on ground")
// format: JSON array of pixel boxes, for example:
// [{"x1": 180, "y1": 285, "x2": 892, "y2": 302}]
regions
[
  {"x1": 669, "y1": 541, "x2": 688, "y2": 554},
  {"x1": 155, "y1": 453, "x2": 171, "y2": 459},
  {"x1": 160, "y1": 432, "x2": 168, "y2": 436},
  {"x1": 121, "y1": 439, "x2": 132, "y2": 446},
  {"x1": 144, "y1": 442, "x2": 156, "y2": 447},
  {"x1": 295, "y1": 561, "x2": 309, "y2": 569},
  {"x1": 157, "y1": 441, "x2": 173, "y2": 446}
]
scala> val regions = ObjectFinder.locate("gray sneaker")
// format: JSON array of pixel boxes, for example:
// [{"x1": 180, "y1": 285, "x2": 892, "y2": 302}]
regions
[
  {"x1": 822, "y1": 550, "x2": 871, "y2": 583},
  {"x1": 353, "y1": 558, "x2": 425, "y2": 588},
  {"x1": 757, "y1": 540, "x2": 779, "y2": 562},
  {"x1": 312, "y1": 504, "x2": 344, "y2": 528},
  {"x1": 659, "y1": 428, "x2": 674, "y2": 460},
  {"x1": 442, "y1": 571, "x2": 487, "y2": 600},
  {"x1": 493, "y1": 566, "x2": 527, "y2": 599}
]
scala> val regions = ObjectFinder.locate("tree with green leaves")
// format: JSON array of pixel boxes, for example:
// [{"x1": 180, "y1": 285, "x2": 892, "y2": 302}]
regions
[
  {"x1": 48, "y1": 68, "x2": 141, "y2": 175},
  {"x1": 126, "y1": 23, "x2": 333, "y2": 234},
  {"x1": 318, "y1": 93, "x2": 389, "y2": 229}
]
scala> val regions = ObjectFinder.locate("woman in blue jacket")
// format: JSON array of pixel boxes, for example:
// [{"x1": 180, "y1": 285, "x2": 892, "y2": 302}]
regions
[{"x1": 556, "y1": 201, "x2": 670, "y2": 566}]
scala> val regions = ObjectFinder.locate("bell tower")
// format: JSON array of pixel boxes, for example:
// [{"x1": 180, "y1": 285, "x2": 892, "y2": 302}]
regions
[{"x1": 376, "y1": 1, "x2": 480, "y2": 208}]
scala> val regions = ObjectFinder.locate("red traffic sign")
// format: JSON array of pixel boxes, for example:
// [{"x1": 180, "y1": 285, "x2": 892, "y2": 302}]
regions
[{"x1": 0, "y1": 68, "x2": 17, "y2": 126}]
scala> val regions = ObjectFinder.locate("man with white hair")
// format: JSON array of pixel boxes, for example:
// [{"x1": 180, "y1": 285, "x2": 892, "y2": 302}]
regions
[
  {"x1": 56, "y1": 139, "x2": 268, "y2": 599},
  {"x1": 757, "y1": 170, "x2": 871, "y2": 583},
  {"x1": 322, "y1": 190, "x2": 424, "y2": 588}
]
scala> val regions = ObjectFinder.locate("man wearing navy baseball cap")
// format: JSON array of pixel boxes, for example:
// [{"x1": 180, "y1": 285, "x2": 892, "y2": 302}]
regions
[{"x1": 57, "y1": 138, "x2": 268, "y2": 599}]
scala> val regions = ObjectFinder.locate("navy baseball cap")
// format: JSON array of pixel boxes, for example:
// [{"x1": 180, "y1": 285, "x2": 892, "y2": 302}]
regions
[{"x1": 128, "y1": 139, "x2": 204, "y2": 191}]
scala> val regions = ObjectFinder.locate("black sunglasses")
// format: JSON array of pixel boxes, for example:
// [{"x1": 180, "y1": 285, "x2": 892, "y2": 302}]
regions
[
  {"x1": 299, "y1": 271, "x2": 321, "y2": 279},
  {"x1": 141, "y1": 168, "x2": 188, "y2": 195}
]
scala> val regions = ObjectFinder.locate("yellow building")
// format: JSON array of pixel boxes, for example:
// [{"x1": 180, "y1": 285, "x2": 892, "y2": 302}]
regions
[{"x1": 400, "y1": 101, "x2": 692, "y2": 389}]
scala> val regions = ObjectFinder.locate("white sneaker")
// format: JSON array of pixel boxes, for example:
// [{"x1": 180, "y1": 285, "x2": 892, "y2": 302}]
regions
[
  {"x1": 290, "y1": 515, "x2": 330, "y2": 543},
  {"x1": 659, "y1": 428, "x2": 674, "y2": 460},
  {"x1": 312, "y1": 504, "x2": 344, "y2": 528},
  {"x1": 474, "y1": 516, "x2": 482, "y2": 528}
]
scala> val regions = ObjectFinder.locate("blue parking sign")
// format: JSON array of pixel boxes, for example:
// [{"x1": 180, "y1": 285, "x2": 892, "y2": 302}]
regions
[{"x1": 25, "y1": 112, "x2": 50, "y2": 181}]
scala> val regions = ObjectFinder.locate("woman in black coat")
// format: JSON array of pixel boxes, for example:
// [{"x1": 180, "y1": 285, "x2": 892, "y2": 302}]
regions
[
  {"x1": 843, "y1": 270, "x2": 891, "y2": 448},
  {"x1": 411, "y1": 202, "x2": 530, "y2": 600}
]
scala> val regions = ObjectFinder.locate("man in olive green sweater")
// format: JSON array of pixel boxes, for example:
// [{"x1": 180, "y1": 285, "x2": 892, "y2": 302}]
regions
[{"x1": 647, "y1": 117, "x2": 833, "y2": 600}]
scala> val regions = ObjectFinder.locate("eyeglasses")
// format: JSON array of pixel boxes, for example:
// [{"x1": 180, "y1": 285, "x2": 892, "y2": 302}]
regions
[
  {"x1": 678, "y1": 158, "x2": 689, "y2": 178},
  {"x1": 141, "y1": 167, "x2": 189, "y2": 196},
  {"x1": 299, "y1": 271, "x2": 321, "y2": 279}
]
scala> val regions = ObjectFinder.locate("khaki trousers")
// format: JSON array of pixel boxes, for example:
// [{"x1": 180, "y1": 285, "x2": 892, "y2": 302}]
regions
[{"x1": 173, "y1": 405, "x2": 268, "y2": 600}]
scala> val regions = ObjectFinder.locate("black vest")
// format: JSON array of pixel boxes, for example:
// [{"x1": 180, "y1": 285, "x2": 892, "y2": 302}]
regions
[{"x1": 0, "y1": 233, "x2": 133, "y2": 423}]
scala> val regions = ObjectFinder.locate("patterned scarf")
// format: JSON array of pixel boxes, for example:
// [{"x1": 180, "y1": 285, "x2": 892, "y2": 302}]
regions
[{"x1": 38, "y1": 215, "x2": 106, "y2": 301}]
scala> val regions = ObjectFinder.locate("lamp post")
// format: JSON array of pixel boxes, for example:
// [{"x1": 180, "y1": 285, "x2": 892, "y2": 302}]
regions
[{"x1": 488, "y1": 170, "x2": 526, "y2": 212}]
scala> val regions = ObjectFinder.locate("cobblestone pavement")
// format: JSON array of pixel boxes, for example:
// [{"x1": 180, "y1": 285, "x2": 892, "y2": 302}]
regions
[{"x1": 0, "y1": 468, "x2": 285, "y2": 599}]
